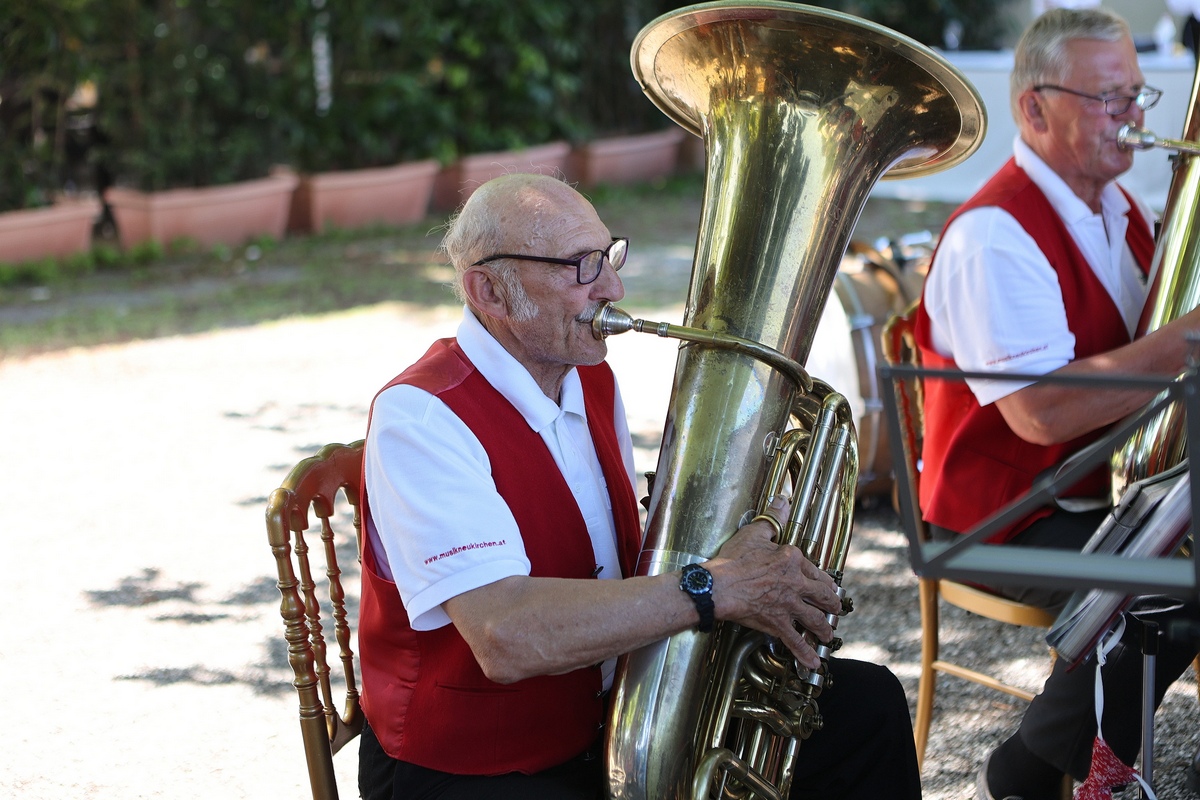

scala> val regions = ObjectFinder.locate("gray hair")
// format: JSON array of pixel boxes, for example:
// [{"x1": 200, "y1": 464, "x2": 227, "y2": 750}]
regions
[
  {"x1": 440, "y1": 174, "x2": 563, "y2": 322},
  {"x1": 1010, "y1": 7, "x2": 1131, "y2": 121}
]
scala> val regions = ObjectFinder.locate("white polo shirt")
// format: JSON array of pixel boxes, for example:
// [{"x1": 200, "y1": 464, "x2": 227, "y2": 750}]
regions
[
  {"x1": 364, "y1": 308, "x2": 636, "y2": 645},
  {"x1": 922, "y1": 137, "x2": 1153, "y2": 406}
]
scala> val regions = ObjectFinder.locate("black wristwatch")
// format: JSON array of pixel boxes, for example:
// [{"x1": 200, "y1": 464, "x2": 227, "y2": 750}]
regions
[{"x1": 679, "y1": 563, "x2": 715, "y2": 633}]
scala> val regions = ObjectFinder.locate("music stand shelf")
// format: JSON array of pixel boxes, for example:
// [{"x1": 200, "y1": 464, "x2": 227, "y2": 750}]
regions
[{"x1": 878, "y1": 360, "x2": 1200, "y2": 599}]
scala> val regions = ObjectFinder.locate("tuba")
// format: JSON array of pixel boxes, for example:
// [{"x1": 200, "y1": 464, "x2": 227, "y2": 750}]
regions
[
  {"x1": 1110, "y1": 62, "x2": 1200, "y2": 500},
  {"x1": 598, "y1": 3, "x2": 985, "y2": 798}
]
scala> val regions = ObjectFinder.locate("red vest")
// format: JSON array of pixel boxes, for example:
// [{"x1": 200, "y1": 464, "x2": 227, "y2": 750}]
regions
[
  {"x1": 357, "y1": 338, "x2": 642, "y2": 775},
  {"x1": 914, "y1": 159, "x2": 1153, "y2": 542}
]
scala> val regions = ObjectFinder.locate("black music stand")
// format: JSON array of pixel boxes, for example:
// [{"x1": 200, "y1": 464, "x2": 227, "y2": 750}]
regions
[{"x1": 877, "y1": 358, "x2": 1200, "y2": 797}]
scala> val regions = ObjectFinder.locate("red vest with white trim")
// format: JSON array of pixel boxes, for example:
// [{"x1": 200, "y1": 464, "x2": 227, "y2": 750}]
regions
[
  {"x1": 914, "y1": 159, "x2": 1153, "y2": 542},
  {"x1": 357, "y1": 338, "x2": 642, "y2": 775}
]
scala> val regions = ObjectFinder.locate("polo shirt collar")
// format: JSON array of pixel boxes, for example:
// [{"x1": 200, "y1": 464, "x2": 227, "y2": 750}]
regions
[
  {"x1": 1013, "y1": 135, "x2": 1131, "y2": 226},
  {"x1": 455, "y1": 307, "x2": 586, "y2": 433}
]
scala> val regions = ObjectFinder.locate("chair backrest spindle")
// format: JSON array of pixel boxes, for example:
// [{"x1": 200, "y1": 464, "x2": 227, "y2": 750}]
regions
[{"x1": 266, "y1": 440, "x2": 366, "y2": 800}]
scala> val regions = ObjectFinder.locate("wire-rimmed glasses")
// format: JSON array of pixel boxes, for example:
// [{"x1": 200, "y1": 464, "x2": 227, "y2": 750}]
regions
[{"x1": 1032, "y1": 84, "x2": 1163, "y2": 116}]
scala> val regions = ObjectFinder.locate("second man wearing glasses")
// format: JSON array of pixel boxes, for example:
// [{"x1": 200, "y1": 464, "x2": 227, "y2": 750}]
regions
[{"x1": 915, "y1": 7, "x2": 1200, "y2": 799}]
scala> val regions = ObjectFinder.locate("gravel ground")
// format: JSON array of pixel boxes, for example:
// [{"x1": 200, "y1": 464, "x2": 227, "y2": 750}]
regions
[{"x1": 3, "y1": 240, "x2": 1198, "y2": 798}]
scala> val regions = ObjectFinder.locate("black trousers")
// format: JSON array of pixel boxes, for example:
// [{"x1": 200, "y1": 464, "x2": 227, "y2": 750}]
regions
[
  {"x1": 359, "y1": 727, "x2": 602, "y2": 800},
  {"x1": 358, "y1": 658, "x2": 921, "y2": 800},
  {"x1": 934, "y1": 511, "x2": 1200, "y2": 780}
]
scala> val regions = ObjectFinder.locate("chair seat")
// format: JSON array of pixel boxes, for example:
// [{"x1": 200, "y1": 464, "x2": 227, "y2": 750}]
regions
[{"x1": 938, "y1": 579, "x2": 1058, "y2": 628}]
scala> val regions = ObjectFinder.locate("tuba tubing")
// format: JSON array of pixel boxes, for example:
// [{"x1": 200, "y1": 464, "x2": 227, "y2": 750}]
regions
[
  {"x1": 1110, "y1": 58, "x2": 1200, "y2": 500},
  {"x1": 602, "y1": 3, "x2": 985, "y2": 799}
]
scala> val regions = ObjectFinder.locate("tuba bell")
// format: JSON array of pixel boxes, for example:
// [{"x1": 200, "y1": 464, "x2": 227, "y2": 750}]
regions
[
  {"x1": 1110, "y1": 61, "x2": 1200, "y2": 500},
  {"x1": 598, "y1": 3, "x2": 985, "y2": 798}
]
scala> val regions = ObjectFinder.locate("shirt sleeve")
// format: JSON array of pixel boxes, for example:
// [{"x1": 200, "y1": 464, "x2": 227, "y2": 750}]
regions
[
  {"x1": 923, "y1": 206, "x2": 1076, "y2": 406},
  {"x1": 364, "y1": 383, "x2": 532, "y2": 631}
]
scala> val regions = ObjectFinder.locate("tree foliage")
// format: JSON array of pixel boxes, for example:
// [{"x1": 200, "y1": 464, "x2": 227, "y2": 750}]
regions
[
  {"x1": 88, "y1": 0, "x2": 291, "y2": 192},
  {"x1": 0, "y1": 0, "x2": 91, "y2": 209},
  {"x1": 808, "y1": 0, "x2": 1011, "y2": 50},
  {"x1": 0, "y1": 0, "x2": 1011, "y2": 208}
]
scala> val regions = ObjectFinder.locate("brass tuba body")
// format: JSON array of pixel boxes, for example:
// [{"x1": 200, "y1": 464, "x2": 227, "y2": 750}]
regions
[
  {"x1": 1110, "y1": 62, "x2": 1200, "y2": 500},
  {"x1": 601, "y1": 3, "x2": 985, "y2": 799}
]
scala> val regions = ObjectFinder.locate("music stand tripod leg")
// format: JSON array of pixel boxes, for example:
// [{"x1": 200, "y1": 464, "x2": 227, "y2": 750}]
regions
[{"x1": 1140, "y1": 618, "x2": 1159, "y2": 798}]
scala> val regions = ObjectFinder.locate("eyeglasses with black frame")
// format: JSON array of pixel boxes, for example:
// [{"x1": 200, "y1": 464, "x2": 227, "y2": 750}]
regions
[
  {"x1": 1032, "y1": 84, "x2": 1163, "y2": 116},
  {"x1": 471, "y1": 237, "x2": 628, "y2": 286}
]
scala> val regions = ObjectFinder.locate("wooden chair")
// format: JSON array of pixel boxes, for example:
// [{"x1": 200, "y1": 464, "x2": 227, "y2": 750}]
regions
[
  {"x1": 266, "y1": 440, "x2": 366, "y2": 800},
  {"x1": 880, "y1": 306, "x2": 1058, "y2": 770}
]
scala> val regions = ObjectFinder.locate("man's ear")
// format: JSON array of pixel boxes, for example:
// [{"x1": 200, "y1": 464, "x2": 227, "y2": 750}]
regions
[
  {"x1": 1018, "y1": 90, "x2": 1048, "y2": 132},
  {"x1": 462, "y1": 266, "x2": 509, "y2": 321}
]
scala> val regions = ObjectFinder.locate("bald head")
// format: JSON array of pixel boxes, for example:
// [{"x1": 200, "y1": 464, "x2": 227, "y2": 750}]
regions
[
  {"x1": 438, "y1": 172, "x2": 623, "y2": 398},
  {"x1": 442, "y1": 173, "x2": 596, "y2": 308}
]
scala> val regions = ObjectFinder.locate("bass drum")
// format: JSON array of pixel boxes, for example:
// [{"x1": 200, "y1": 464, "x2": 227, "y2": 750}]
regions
[{"x1": 806, "y1": 242, "x2": 927, "y2": 501}]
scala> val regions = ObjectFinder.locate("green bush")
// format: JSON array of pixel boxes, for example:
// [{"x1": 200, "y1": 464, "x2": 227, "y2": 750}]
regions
[
  {"x1": 278, "y1": 0, "x2": 611, "y2": 171},
  {"x1": 0, "y1": 0, "x2": 92, "y2": 211},
  {"x1": 810, "y1": 0, "x2": 1012, "y2": 50},
  {"x1": 2, "y1": 0, "x2": 1006, "y2": 209},
  {"x1": 89, "y1": 0, "x2": 291, "y2": 191},
  {"x1": 563, "y1": 2, "x2": 677, "y2": 139},
  {"x1": 92, "y1": 242, "x2": 122, "y2": 271},
  {"x1": 273, "y1": 1, "x2": 454, "y2": 171},
  {"x1": 0, "y1": 257, "x2": 55, "y2": 286},
  {"x1": 1, "y1": 0, "x2": 687, "y2": 204},
  {"x1": 88, "y1": 0, "x2": 684, "y2": 181}
]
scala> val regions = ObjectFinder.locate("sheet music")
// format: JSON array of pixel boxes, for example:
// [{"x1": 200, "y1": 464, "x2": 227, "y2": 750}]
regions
[{"x1": 1045, "y1": 461, "x2": 1192, "y2": 667}]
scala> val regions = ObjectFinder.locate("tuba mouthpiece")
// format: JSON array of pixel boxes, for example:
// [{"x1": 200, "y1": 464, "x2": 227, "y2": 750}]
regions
[
  {"x1": 1117, "y1": 124, "x2": 1157, "y2": 151},
  {"x1": 591, "y1": 301, "x2": 636, "y2": 339},
  {"x1": 1117, "y1": 124, "x2": 1200, "y2": 157}
]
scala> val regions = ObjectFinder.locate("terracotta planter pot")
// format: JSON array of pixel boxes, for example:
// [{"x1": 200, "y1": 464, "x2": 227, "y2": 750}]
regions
[
  {"x1": 289, "y1": 159, "x2": 439, "y2": 234},
  {"x1": 571, "y1": 129, "x2": 687, "y2": 188},
  {"x1": 105, "y1": 170, "x2": 300, "y2": 250},
  {"x1": 431, "y1": 141, "x2": 571, "y2": 212},
  {"x1": 0, "y1": 198, "x2": 101, "y2": 264}
]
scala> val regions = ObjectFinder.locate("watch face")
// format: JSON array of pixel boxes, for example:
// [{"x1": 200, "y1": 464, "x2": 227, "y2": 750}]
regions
[{"x1": 683, "y1": 565, "x2": 712, "y2": 593}]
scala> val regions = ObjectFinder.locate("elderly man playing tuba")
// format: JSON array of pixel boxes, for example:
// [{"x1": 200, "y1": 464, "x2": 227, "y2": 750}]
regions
[
  {"x1": 915, "y1": 7, "x2": 1200, "y2": 799},
  {"x1": 354, "y1": 172, "x2": 920, "y2": 800}
]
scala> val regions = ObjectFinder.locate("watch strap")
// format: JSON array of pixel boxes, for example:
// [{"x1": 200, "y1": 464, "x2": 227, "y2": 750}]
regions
[
  {"x1": 691, "y1": 589, "x2": 714, "y2": 633},
  {"x1": 680, "y1": 564, "x2": 715, "y2": 633}
]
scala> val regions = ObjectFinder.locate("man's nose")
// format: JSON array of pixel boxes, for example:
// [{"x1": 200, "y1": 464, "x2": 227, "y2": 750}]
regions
[
  {"x1": 1120, "y1": 98, "x2": 1145, "y2": 124},
  {"x1": 592, "y1": 259, "x2": 625, "y2": 302}
]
